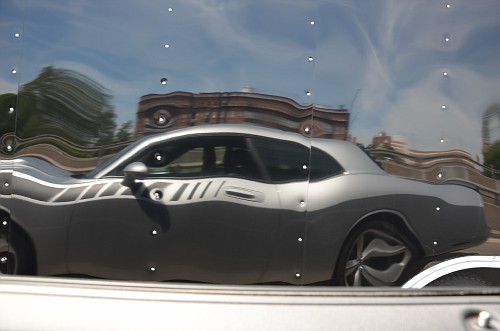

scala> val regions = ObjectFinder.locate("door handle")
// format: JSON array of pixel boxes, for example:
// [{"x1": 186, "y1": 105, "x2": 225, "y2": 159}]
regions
[{"x1": 224, "y1": 187, "x2": 264, "y2": 202}]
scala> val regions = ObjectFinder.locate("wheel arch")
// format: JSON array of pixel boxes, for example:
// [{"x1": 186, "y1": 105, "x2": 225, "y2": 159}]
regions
[
  {"x1": 0, "y1": 209, "x2": 37, "y2": 275},
  {"x1": 332, "y1": 209, "x2": 425, "y2": 283},
  {"x1": 354, "y1": 210, "x2": 424, "y2": 255}
]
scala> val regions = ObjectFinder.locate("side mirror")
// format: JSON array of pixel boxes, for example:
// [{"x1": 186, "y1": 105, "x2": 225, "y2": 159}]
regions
[{"x1": 122, "y1": 162, "x2": 148, "y2": 187}]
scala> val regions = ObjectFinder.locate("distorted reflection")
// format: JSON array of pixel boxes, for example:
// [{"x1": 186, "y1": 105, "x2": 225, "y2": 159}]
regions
[
  {"x1": 0, "y1": 66, "x2": 133, "y2": 171},
  {"x1": 0, "y1": 0, "x2": 499, "y2": 277}
]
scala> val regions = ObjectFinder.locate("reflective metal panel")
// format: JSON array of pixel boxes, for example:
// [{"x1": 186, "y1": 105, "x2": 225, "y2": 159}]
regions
[
  {"x1": 0, "y1": 0, "x2": 22, "y2": 274},
  {"x1": 312, "y1": 0, "x2": 500, "y2": 238},
  {"x1": 1, "y1": 0, "x2": 315, "y2": 282},
  {"x1": 0, "y1": 0, "x2": 499, "y2": 285}
]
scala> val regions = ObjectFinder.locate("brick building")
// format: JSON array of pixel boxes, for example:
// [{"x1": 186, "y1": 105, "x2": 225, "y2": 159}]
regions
[{"x1": 135, "y1": 91, "x2": 349, "y2": 140}]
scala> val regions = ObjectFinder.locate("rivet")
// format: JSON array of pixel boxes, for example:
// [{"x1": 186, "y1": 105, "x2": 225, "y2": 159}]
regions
[
  {"x1": 305, "y1": 90, "x2": 312, "y2": 96},
  {"x1": 302, "y1": 164, "x2": 308, "y2": 170},
  {"x1": 477, "y1": 311, "x2": 492, "y2": 329},
  {"x1": 160, "y1": 77, "x2": 168, "y2": 85},
  {"x1": 300, "y1": 200, "x2": 305, "y2": 206},
  {"x1": 6, "y1": 145, "x2": 13, "y2": 152},
  {"x1": 441, "y1": 105, "x2": 447, "y2": 110},
  {"x1": 310, "y1": 21, "x2": 315, "y2": 25},
  {"x1": 433, "y1": 241, "x2": 438, "y2": 245},
  {"x1": 298, "y1": 237, "x2": 303, "y2": 242},
  {"x1": 295, "y1": 273, "x2": 301, "y2": 278},
  {"x1": 436, "y1": 207, "x2": 440, "y2": 211},
  {"x1": 4, "y1": 182, "x2": 9, "y2": 187},
  {"x1": 308, "y1": 56, "x2": 314, "y2": 62},
  {"x1": 2, "y1": 221, "x2": 7, "y2": 226},
  {"x1": 444, "y1": 36, "x2": 450, "y2": 42},
  {"x1": 14, "y1": 33, "x2": 20, "y2": 38},
  {"x1": 152, "y1": 230, "x2": 158, "y2": 236},
  {"x1": 440, "y1": 138, "x2": 445, "y2": 143},
  {"x1": 304, "y1": 126, "x2": 311, "y2": 134},
  {"x1": 436, "y1": 171, "x2": 444, "y2": 180},
  {"x1": 0, "y1": 257, "x2": 7, "y2": 263},
  {"x1": 446, "y1": 4, "x2": 451, "y2": 9},
  {"x1": 150, "y1": 267, "x2": 156, "y2": 272},
  {"x1": 11, "y1": 68, "x2": 17, "y2": 74},
  {"x1": 168, "y1": 7, "x2": 173, "y2": 12},
  {"x1": 9, "y1": 107, "x2": 15, "y2": 114},
  {"x1": 443, "y1": 71, "x2": 448, "y2": 76},
  {"x1": 164, "y1": 44, "x2": 170, "y2": 48}
]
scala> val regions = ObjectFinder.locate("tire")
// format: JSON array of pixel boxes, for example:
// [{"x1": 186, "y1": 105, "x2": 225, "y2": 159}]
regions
[
  {"x1": 428, "y1": 270, "x2": 491, "y2": 287},
  {"x1": 0, "y1": 231, "x2": 30, "y2": 275},
  {"x1": 334, "y1": 221, "x2": 416, "y2": 286}
]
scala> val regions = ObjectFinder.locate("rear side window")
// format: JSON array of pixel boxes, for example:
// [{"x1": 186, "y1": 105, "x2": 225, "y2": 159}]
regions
[
  {"x1": 310, "y1": 147, "x2": 344, "y2": 181},
  {"x1": 251, "y1": 138, "x2": 309, "y2": 183}
]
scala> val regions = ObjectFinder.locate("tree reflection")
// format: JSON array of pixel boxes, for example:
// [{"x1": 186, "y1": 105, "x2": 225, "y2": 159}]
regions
[
  {"x1": 0, "y1": 66, "x2": 133, "y2": 170},
  {"x1": 484, "y1": 142, "x2": 500, "y2": 180},
  {"x1": 19, "y1": 66, "x2": 117, "y2": 146}
]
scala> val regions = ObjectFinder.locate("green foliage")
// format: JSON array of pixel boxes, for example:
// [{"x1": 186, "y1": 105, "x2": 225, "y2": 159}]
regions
[
  {"x1": 483, "y1": 141, "x2": 500, "y2": 179},
  {"x1": 0, "y1": 93, "x2": 18, "y2": 135}
]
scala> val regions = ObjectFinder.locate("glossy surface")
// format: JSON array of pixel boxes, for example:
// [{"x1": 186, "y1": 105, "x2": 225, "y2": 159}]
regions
[
  {"x1": 1, "y1": 0, "x2": 499, "y2": 284},
  {"x1": 0, "y1": 125, "x2": 490, "y2": 285}
]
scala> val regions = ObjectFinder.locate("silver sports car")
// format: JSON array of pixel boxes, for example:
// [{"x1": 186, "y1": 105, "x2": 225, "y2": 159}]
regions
[{"x1": 0, "y1": 124, "x2": 490, "y2": 286}]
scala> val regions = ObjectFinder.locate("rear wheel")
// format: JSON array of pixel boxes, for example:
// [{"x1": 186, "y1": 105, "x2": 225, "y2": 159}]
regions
[{"x1": 335, "y1": 221, "x2": 416, "y2": 286}]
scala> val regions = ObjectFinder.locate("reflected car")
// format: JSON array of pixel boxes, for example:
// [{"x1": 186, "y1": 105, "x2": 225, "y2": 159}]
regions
[{"x1": 0, "y1": 124, "x2": 490, "y2": 286}]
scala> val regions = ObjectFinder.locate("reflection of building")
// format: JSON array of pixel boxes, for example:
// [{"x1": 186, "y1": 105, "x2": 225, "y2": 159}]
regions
[
  {"x1": 371, "y1": 131, "x2": 391, "y2": 148},
  {"x1": 135, "y1": 91, "x2": 349, "y2": 139},
  {"x1": 372, "y1": 133, "x2": 476, "y2": 168},
  {"x1": 370, "y1": 132, "x2": 500, "y2": 235}
]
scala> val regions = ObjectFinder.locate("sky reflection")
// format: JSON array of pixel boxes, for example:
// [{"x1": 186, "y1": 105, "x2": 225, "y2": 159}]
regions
[{"x1": 1, "y1": 0, "x2": 500, "y2": 159}]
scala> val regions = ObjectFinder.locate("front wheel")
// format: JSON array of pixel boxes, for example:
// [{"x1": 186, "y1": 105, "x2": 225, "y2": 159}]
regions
[
  {"x1": 0, "y1": 231, "x2": 29, "y2": 275},
  {"x1": 334, "y1": 221, "x2": 417, "y2": 286}
]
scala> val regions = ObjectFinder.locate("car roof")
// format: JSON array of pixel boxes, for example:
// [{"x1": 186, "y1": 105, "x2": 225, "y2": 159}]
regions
[{"x1": 95, "y1": 124, "x2": 385, "y2": 177}]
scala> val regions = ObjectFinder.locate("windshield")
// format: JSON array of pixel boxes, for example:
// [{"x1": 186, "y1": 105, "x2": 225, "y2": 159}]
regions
[{"x1": 84, "y1": 139, "x2": 143, "y2": 178}]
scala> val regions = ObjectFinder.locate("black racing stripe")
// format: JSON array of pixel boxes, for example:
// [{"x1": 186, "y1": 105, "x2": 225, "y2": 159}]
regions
[
  {"x1": 187, "y1": 182, "x2": 201, "y2": 200},
  {"x1": 100, "y1": 182, "x2": 123, "y2": 197},
  {"x1": 55, "y1": 187, "x2": 85, "y2": 202},
  {"x1": 81, "y1": 183, "x2": 107, "y2": 200},
  {"x1": 199, "y1": 181, "x2": 212, "y2": 199},
  {"x1": 214, "y1": 181, "x2": 226, "y2": 197},
  {"x1": 171, "y1": 183, "x2": 188, "y2": 201}
]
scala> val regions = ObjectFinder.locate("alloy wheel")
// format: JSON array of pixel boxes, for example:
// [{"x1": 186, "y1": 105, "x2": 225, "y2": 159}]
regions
[{"x1": 342, "y1": 228, "x2": 413, "y2": 286}]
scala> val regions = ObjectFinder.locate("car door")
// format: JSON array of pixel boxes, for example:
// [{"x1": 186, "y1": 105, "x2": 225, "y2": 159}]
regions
[{"x1": 67, "y1": 134, "x2": 282, "y2": 284}]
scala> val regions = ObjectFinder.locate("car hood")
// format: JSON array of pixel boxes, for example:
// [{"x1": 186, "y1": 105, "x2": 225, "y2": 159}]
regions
[{"x1": 11, "y1": 157, "x2": 79, "y2": 185}]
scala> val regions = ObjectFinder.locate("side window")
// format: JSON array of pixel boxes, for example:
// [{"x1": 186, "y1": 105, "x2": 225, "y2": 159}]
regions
[
  {"x1": 310, "y1": 147, "x2": 344, "y2": 181},
  {"x1": 149, "y1": 147, "x2": 204, "y2": 175},
  {"x1": 116, "y1": 135, "x2": 264, "y2": 180},
  {"x1": 157, "y1": 146, "x2": 227, "y2": 176},
  {"x1": 251, "y1": 137, "x2": 309, "y2": 182}
]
